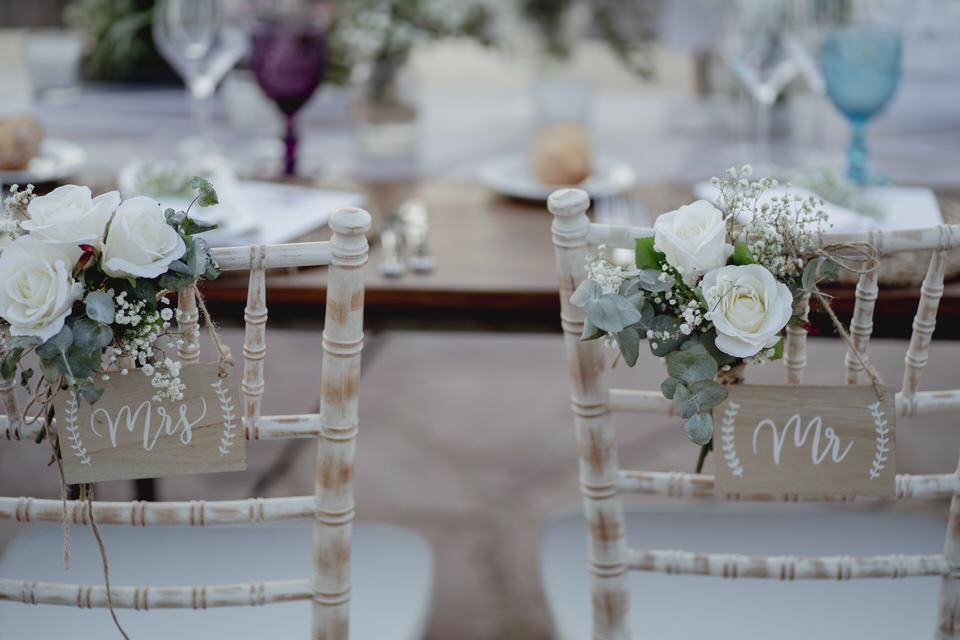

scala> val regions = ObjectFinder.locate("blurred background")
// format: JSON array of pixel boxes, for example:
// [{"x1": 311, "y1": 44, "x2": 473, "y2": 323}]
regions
[{"x1": 1, "y1": 1, "x2": 959, "y2": 638}]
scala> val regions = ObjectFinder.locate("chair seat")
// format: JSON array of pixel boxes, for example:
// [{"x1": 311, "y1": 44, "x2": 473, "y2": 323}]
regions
[
  {"x1": 0, "y1": 521, "x2": 432, "y2": 639},
  {"x1": 541, "y1": 501, "x2": 944, "y2": 640}
]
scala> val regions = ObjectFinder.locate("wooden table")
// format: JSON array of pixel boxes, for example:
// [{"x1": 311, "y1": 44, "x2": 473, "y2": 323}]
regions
[{"x1": 201, "y1": 180, "x2": 959, "y2": 338}]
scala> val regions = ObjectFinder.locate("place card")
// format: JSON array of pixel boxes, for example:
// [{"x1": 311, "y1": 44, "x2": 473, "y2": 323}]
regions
[
  {"x1": 56, "y1": 363, "x2": 246, "y2": 484},
  {"x1": 713, "y1": 385, "x2": 896, "y2": 497}
]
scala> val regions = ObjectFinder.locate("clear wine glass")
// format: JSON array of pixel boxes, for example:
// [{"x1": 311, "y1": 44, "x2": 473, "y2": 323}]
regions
[
  {"x1": 821, "y1": 25, "x2": 902, "y2": 184},
  {"x1": 153, "y1": 0, "x2": 246, "y2": 150},
  {"x1": 249, "y1": 18, "x2": 326, "y2": 177},
  {"x1": 722, "y1": 0, "x2": 803, "y2": 173}
]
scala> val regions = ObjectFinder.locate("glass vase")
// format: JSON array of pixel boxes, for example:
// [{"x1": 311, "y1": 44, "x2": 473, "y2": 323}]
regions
[{"x1": 352, "y1": 57, "x2": 419, "y2": 159}]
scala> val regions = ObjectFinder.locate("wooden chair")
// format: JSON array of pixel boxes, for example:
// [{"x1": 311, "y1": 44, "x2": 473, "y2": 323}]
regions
[
  {"x1": 0, "y1": 208, "x2": 433, "y2": 639},
  {"x1": 542, "y1": 188, "x2": 960, "y2": 639}
]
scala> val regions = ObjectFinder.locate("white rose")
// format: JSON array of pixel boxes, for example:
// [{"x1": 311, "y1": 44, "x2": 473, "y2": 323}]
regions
[
  {"x1": 0, "y1": 237, "x2": 83, "y2": 341},
  {"x1": 653, "y1": 200, "x2": 732, "y2": 283},
  {"x1": 22, "y1": 185, "x2": 119, "y2": 249},
  {"x1": 701, "y1": 263, "x2": 794, "y2": 358},
  {"x1": 102, "y1": 196, "x2": 186, "y2": 279}
]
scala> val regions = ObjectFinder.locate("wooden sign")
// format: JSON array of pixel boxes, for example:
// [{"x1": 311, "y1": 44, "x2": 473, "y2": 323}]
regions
[
  {"x1": 713, "y1": 385, "x2": 896, "y2": 497},
  {"x1": 56, "y1": 363, "x2": 246, "y2": 484}
]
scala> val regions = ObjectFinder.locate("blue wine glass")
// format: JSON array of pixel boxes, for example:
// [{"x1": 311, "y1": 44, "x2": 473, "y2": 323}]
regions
[{"x1": 821, "y1": 25, "x2": 901, "y2": 184}]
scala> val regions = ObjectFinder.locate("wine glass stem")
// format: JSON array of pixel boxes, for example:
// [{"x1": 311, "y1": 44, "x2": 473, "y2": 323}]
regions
[
  {"x1": 284, "y1": 114, "x2": 298, "y2": 177},
  {"x1": 756, "y1": 99, "x2": 772, "y2": 168},
  {"x1": 191, "y1": 90, "x2": 213, "y2": 148},
  {"x1": 847, "y1": 117, "x2": 869, "y2": 185}
]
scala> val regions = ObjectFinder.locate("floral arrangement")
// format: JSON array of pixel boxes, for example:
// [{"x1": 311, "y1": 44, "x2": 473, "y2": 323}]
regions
[
  {"x1": 520, "y1": 0, "x2": 655, "y2": 77},
  {"x1": 0, "y1": 177, "x2": 220, "y2": 419},
  {"x1": 329, "y1": 0, "x2": 498, "y2": 93},
  {"x1": 573, "y1": 167, "x2": 838, "y2": 454}
]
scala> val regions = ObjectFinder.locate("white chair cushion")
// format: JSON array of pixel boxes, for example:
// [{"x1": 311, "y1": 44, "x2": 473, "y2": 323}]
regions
[
  {"x1": 541, "y1": 501, "x2": 944, "y2": 639},
  {"x1": 0, "y1": 521, "x2": 432, "y2": 639}
]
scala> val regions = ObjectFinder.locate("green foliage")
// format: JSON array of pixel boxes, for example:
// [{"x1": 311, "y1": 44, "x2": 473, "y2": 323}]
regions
[
  {"x1": 732, "y1": 241, "x2": 756, "y2": 265},
  {"x1": 1, "y1": 336, "x2": 40, "y2": 381},
  {"x1": 684, "y1": 412, "x2": 714, "y2": 446},
  {"x1": 85, "y1": 291, "x2": 116, "y2": 324},
  {"x1": 698, "y1": 329, "x2": 737, "y2": 367},
  {"x1": 190, "y1": 177, "x2": 219, "y2": 208},
  {"x1": 72, "y1": 318, "x2": 114, "y2": 351},
  {"x1": 647, "y1": 316, "x2": 684, "y2": 356},
  {"x1": 570, "y1": 280, "x2": 600, "y2": 307},
  {"x1": 634, "y1": 236, "x2": 665, "y2": 270},
  {"x1": 585, "y1": 294, "x2": 642, "y2": 334},
  {"x1": 614, "y1": 326, "x2": 642, "y2": 366},
  {"x1": 661, "y1": 376, "x2": 681, "y2": 399},
  {"x1": 580, "y1": 320, "x2": 604, "y2": 341},
  {"x1": 76, "y1": 378, "x2": 105, "y2": 404},
  {"x1": 636, "y1": 268, "x2": 673, "y2": 293}
]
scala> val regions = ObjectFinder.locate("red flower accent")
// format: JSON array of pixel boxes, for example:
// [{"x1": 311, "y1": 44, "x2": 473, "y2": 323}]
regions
[{"x1": 76, "y1": 244, "x2": 98, "y2": 270}]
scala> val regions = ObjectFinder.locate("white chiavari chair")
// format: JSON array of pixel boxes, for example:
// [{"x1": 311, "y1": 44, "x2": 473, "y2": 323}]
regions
[
  {"x1": 0, "y1": 208, "x2": 433, "y2": 639},
  {"x1": 542, "y1": 188, "x2": 960, "y2": 639}
]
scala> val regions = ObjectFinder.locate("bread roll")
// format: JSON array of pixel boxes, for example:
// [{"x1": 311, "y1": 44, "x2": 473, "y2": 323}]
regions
[
  {"x1": 530, "y1": 121, "x2": 592, "y2": 186},
  {"x1": 0, "y1": 114, "x2": 44, "y2": 171}
]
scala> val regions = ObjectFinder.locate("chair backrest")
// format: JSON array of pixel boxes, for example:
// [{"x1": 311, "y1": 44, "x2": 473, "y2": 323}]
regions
[
  {"x1": 547, "y1": 187, "x2": 960, "y2": 639},
  {"x1": 0, "y1": 207, "x2": 371, "y2": 640}
]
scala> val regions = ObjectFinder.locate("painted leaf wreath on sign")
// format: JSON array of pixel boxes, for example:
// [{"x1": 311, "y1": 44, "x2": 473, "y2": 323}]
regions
[
  {"x1": 0, "y1": 176, "x2": 233, "y2": 638},
  {"x1": 572, "y1": 166, "x2": 871, "y2": 469}
]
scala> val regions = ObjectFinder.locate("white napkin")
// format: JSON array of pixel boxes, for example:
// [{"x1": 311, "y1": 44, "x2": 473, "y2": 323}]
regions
[
  {"x1": 118, "y1": 160, "x2": 365, "y2": 246},
  {"x1": 692, "y1": 182, "x2": 943, "y2": 233},
  {"x1": 693, "y1": 182, "x2": 872, "y2": 232}
]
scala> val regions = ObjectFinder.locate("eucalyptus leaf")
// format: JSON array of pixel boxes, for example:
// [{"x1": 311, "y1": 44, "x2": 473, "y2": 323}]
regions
[
  {"x1": 181, "y1": 217, "x2": 218, "y2": 236},
  {"x1": 190, "y1": 176, "x2": 219, "y2": 207},
  {"x1": 698, "y1": 329, "x2": 738, "y2": 366},
  {"x1": 185, "y1": 238, "x2": 209, "y2": 277},
  {"x1": 131, "y1": 278, "x2": 161, "y2": 304},
  {"x1": 159, "y1": 271, "x2": 195, "y2": 292},
  {"x1": 167, "y1": 259, "x2": 191, "y2": 275},
  {"x1": 635, "y1": 236, "x2": 665, "y2": 269},
  {"x1": 615, "y1": 326, "x2": 641, "y2": 367},
  {"x1": 581, "y1": 319, "x2": 605, "y2": 341},
  {"x1": 585, "y1": 294, "x2": 642, "y2": 334},
  {"x1": 41, "y1": 359, "x2": 60, "y2": 384},
  {"x1": 204, "y1": 255, "x2": 222, "y2": 281},
  {"x1": 9, "y1": 336, "x2": 41, "y2": 350},
  {"x1": 687, "y1": 380, "x2": 728, "y2": 410},
  {"x1": 672, "y1": 383, "x2": 699, "y2": 419},
  {"x1": 165, "y1": 208, "x2": 186, "y2": 226},
  {"x1": 36, "y1": 326, "x2": 73, "y2": 361},
  {"x1": 647, "y1": 315, "x2": 684, "y2": 356},
  {"x1": 72, "y1": 318, "x2": 114, "y2": 351},
  {"x1": 76, "y1": 378, "x2": 104, "y2": 405},
  {"x1": 618, "y1": 278, "x2": 642, "y2": 298},
  {"x1": 821, "y1": 257, "x2": 840, "y2": 281},
  {"x1": 666, "y1": 349, "x2": 718, "y2": 385},
  {"x1": 661, "y1": 376, "x2": 682, "y2": 400},
  {"x1": 685, "y1": 412, "x2": 714, "y2": 445},
  {"x1": 1, "y1": 351, "x2": 22, "y2": 380},
  {"x1": 1, "y1": 332, "x2": 40, "y2": 379},
  {"x1": 65, "y1": 346, "x2": 98, "y2": 380},
  {"x1": 85, "y1": 291, "x2": 116, "y2": 324},
  {"x1": 801, "y1": 259, "x2": 819, "y2": 291},
  {"x1": 570, "y1": 280, "x2": 601, "y2": 307},
  {"x1": 636, "y1": 268, "x2": 674, "y2": 293}
]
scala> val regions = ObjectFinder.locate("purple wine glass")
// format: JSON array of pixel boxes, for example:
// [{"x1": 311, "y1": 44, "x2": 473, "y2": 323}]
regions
[{"x1": 250, "y1": 21, "x2": 326, "y2": 177}]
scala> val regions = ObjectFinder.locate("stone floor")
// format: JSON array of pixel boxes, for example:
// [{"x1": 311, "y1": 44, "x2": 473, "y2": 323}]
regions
[{"x1": 2, "y1": 330, "x2": 958, "y2": 639}]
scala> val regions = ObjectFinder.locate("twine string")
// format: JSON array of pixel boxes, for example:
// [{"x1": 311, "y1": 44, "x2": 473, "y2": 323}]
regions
[{"x1": 192, "y1": 286, "x2": 231, "y2": 376}]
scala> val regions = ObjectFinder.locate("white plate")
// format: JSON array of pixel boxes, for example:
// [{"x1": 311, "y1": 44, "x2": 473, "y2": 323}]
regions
[
  {"x1": 0, "y1": 138, "x2": 87, "y2": 185},
  {"x1": 477, "y1": 153, "x2": 636, "y2": 201}
]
